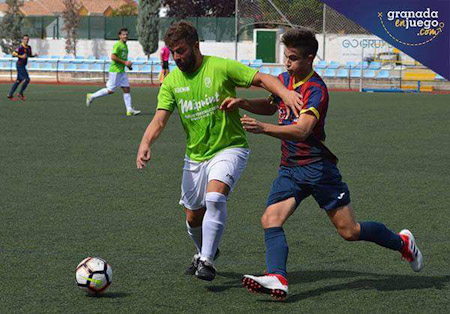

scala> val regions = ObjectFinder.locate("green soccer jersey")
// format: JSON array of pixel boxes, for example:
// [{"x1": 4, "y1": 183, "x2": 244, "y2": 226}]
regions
[
  {"x1": 109, "y1": 41, "x2": 128, "y2": 73},
  {"x1": 157, "y1": 56, "x2": 258, "y2": 162}
]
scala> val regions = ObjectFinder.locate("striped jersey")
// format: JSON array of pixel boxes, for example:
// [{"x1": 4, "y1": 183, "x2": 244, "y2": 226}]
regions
[{"x1": 270, "y1": 70, "x2": 338, "y2": 167}]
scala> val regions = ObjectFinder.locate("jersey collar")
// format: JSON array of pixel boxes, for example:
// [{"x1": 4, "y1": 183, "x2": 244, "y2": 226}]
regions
[{"x1": 292, "y1": 70, "x2": 314, "y2": 89}]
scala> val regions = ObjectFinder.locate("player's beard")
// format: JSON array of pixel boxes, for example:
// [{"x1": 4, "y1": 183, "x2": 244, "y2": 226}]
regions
[{"x1": 176, "y1": 49, "x2": 197, "y2": 73}]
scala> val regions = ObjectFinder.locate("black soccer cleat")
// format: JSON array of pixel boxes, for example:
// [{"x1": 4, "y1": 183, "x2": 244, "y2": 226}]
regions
[
  {"x1": 185, "y1": 248, "x2": 220, "y2": 276},
  {"x1": 195, "y1": 260, "x2": 216, "y2": 281}
]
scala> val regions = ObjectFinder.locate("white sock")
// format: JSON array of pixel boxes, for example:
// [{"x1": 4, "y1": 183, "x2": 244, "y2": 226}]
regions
[
  {"x1": 201, "y1": 192, "x2": 227, "y2": 262},
  {"x1": 186, "y1": 220, "x2": 202, "y2": 254},
  {"x1": 91, "y1": 88, "x2": 109, "y2": 100},
  {"x1": 123, "y1": 93, "x2": 132, "y2": 111}
]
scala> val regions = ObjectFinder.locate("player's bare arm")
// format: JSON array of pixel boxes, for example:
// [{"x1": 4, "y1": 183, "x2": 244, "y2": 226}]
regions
[
  {"x1": 111, "y1": 53, "x2": 132, "y2": 68},
  {"x1": 136, "y1": 109, "x2": 172, "y2": 169},
  {"x1": 241, "y1": 112, "x2": 317, "y2": 142},
  {"x1": 220, "y1": 97, "x2": 277, "y2": 115},
  {"x1": 251, "y1": 72, "x2": 302, "y2": 117}
]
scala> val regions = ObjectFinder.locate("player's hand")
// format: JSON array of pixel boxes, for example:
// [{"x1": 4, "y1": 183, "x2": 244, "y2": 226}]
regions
[
  {"x1": 281, "y1": 90, "x2": 303, "y2": 117},
  {"x1": 220, "y1": 97, "x2": 244, "y2": 111},
  {"x1": 136, "y1": 144, "x2": 151, "y2": 169},
  {"x1": 125, "y1": 61, "x2": 133, "y2": 68},
  {"x1": 241, "y1": 114, "x2": 266, "y2": 134}
]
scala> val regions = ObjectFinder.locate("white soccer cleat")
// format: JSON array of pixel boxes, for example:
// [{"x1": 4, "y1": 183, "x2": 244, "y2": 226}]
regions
[
  {"x1": 399, "y1": 229, "x2": 423, "y2": 272},
  {"x1": 242, "y1": 274, "x2": 288, "y2": 300},
  {"x1": 86, "y1": 93, "x2": 93, "y2": 107},
  {"x1": 126, "y1": 108, "x2": 141, "y2": 116}
]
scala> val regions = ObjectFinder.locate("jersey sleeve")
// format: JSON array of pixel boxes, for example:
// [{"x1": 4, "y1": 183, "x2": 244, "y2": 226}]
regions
[
  {"x1": 226, "y1": 59, "x2": 258, "y2": 88},
  {"x1": 300, "y1": 85, "x2": 324, "y2": 120},
  {"x1": 111, "y1": 43, "x2": 120, "y2": 56},
  {"x1": 156, "y1": 80, "x2": 176, "y2": 112}
]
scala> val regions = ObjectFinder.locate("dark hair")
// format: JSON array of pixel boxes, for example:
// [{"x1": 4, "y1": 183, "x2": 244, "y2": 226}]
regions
[
  {"x1": 22, "y1": 34, "x2": 29, "y2": 38},
  {"x1": 118, "y1": 28, "x2": 129, "y2": 35},
  {"x1": 164, "y1": 20, "x2": 199, "y2": 48},
  {"x1": 281, "y1": 28, "x2": 318, "y2": 58}
]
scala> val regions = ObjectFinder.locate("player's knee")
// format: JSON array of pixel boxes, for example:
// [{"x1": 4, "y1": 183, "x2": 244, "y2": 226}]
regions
[
  {"x1": 261, "y1": 211, "x2": 282, "y2": 228},
  {"x1": 186, "y1": 210, "x2": 205, "y2": 228},
  {"x1": 337, "y1": 226, "x2": 359, "y2": 241},
  {"x1": 186, "y1": 216, "x2": 202, "y2": 228}
]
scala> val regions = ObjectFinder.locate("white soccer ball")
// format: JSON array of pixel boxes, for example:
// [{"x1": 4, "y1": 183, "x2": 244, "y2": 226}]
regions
[{"x1": 75, "y1": 257, "x2": 112, "y2": 294}]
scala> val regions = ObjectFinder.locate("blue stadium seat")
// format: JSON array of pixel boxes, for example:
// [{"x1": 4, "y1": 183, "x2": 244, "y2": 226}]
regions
[
  {"x1": 323, "y1": 69, "x2": 336, "y2": 78},
  {"x1": 327, "y1": 61, "x2": 340, "y2": 69},
  {"x1": 350, "y1": 70, "x2": 362, "y2": 78},
  {"x1": 364, "y1": 70, "x2": 376, "y2": 78},
  {"x1": 40, "y1": 62, "x2": 53, "y2": 71},
  {"x1": 75, "y1": 56, "x2": 84, "y2": 60},
  {"x1": 63, "y1": 55, "x2": 74, "y2": 60},
  {"x1": 98, "y1": 55, "x2": 109, "y2": 61},
  {"x1": 77, "y1": 64, "x2": 90, "y2": 72},
  {"x1": 51, "y1": 55, "x2": 60, "y2": 59},
  {"x1": 435, "y1": 74, "x2": 446, "y2": 80},
  {"x1": 315, "y1": 60, "x2": 327, "y2": 69},
  {"x1": 91, "y1": 63, "x2": 104, "y2": 72},
  {"x1": 152, "y1": 65, "x2": 162, "y2": 74},
  {"x1": 369, "y1": 62, "x2": 381, "y2": 70},
  {"x1": 315, "y1": 69, "x2": 323, "y2": 76},
  {"x1": 4, "y1": 54, "x2": 12, "y2": 58},
  {"x1": 63, "y1": 63, "x2": 77, "y2": 71},
  {"x1": 345, "y1": 61, "x2": 356, "y2": 69},
  {"x1": 356, "y1": 61, "x2": 369, "y2": 69},
  {"x1": 259, "y1": 67, "x2": 270, "y2": 74},
  {"x1": 271, "y1": 67, "x2": 283, "y2": 76},
  {"x1": 87, "y1": 55, "x2": 96, "y2": 60},
  {"x1": 139, "y1": 64, "x2": 151, "y2": 73},
  {"x1": 169, "y1": 64, "x2": 177, "y2": 71},
  {"x1": 149, "y1": 57, "x2": 160, "y2": 65},
  {"x1": 29, "y1": 62, "x2": 40, "y2": 71},
  {"x1": 250, "y1": 59, "x2": 263, "y2": 68},
  {"x1": 336, "y1": 69, "x2": 349, "y2": 78},
  {"x1": 240, "y1": 59, "x2": 250, "y2": 66},
  {"x1": 38, "y1": 55, "x2": 49, "y2": 59},
  {"x1": 376, "y1": 70, "x2": 390, "y2": 79}
]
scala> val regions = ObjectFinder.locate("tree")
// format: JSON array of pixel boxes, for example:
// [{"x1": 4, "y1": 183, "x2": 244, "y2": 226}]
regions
[
  {"x1": 111, "y1": 3, "x2": 138, "y2": 16},
  {"x1": 137, "y1": 0, "x2": 160, "y2": 59},
  {"x1": 0, "y1": 0, "x2": 24, "y2": 54},
  {"x1": 162, "y1": 0, "x2": 234, "y2": 18},
  {"x1": 62, "y1": 0, "x2": 81, "y2": 57}
]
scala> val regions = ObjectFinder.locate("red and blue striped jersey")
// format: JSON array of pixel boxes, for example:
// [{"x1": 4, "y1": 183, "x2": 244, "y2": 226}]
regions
[
  {"x1": 270, "y1": 71, "x2": 337, "y2": 167},
  {"x1": 15, "y1": 44, "x2": 32, "y2": 67}
]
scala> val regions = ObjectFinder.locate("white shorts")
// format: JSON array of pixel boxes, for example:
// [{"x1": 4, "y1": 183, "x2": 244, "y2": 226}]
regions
[
  {"x1": 179, "y1": 147, "x2": 250, "y2": 210},
  {"x1": 106, "y1": 72, "x2": 129, "y2": 91}
]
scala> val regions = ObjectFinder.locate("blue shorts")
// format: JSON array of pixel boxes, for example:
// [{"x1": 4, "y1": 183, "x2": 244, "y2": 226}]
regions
[
  {"x1": 266, "y1": 160, "x2": 351, "y2": 211},
  {"x1": 16, "y1": 66, "x2": 30, "y2": 81}
]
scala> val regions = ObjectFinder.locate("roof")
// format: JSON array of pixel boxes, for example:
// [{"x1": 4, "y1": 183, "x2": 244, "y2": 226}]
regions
[{"x1": 0, "y1": 0, "x2": 137, "y2": 16}]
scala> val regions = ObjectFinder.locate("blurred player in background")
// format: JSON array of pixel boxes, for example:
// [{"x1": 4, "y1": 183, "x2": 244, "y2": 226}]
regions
[
  {"x1": 7, "y1": 35, "x2": 37, "y2": 101},
  {"x1": 159, "y1": 45, "x2": 170, "y2": 84},
  {"x1": 220, "y1": 28, "x2": 423, "y2": 300},
  {"x1": 86, "y1": 28, "x2": 140, "y2": 116},
  {"x1": 136, "y1": 21, "x2": 303, "y2": 282}
]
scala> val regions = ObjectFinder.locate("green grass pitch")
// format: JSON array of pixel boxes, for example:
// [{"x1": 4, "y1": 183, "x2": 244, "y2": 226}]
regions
[{"x1": 1, "y1": 83, "x2": 450, "y2": 312}]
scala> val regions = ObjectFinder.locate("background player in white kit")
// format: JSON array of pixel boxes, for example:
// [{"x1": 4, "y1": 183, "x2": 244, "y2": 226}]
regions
[{"x1": 86, "y1": 28, "x2": 140, "y2": 116}]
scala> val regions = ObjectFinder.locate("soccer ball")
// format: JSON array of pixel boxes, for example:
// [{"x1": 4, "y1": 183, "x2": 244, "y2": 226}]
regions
[{"x1": 75, "y1": 257, "x2": 112, "y2": 294}]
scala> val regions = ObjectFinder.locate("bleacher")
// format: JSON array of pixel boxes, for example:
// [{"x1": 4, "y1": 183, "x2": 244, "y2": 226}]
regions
[{"x1": 0, "y1": 56, "x2": 447, "y2": 88}]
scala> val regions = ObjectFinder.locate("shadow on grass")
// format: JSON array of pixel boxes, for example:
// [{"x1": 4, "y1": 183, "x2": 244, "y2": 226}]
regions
[
  {"x1": 86, "y1": 292, "x2": 130, "y2": 298},
  {"x1": 208, "y1": 270, "x2": 450, "y2": 303}
]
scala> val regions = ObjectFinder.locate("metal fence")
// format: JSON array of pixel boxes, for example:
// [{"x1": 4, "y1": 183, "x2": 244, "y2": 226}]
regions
[{"x1": 17, "y1": 16, "x2": 245, "y2": 42}]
